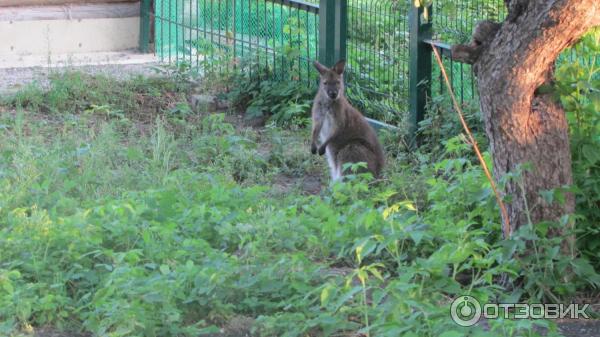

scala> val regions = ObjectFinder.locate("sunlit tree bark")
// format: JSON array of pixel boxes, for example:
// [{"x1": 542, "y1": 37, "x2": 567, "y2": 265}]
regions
[{"x1": 452, "y1": 0, "x2": 600, "y2": 236}]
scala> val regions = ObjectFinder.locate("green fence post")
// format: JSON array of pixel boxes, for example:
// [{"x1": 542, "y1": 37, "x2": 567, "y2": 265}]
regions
[
  {"x1": 319, "y1": 0, "x2": 347, "y2": 67},
  {"x1": 408, "y1": 4, "x2": 432, "y2": 147},
  {"x1": 139, "y1": 0, "x2": 151, "y2": 53}
]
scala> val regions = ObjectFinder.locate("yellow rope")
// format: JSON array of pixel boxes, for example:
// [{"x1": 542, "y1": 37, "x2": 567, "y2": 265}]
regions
[{"x1": 429, "y1": 43, "x2": 512, "y2": 239}]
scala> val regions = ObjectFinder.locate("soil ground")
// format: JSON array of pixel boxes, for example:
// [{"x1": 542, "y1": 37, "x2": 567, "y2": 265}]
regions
[{"x1": 0, "y1": 63, "x2": 159, "y2": 95}]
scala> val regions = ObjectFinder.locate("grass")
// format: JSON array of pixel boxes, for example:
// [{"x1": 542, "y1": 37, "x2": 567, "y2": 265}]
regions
[
  {"x1": 0, "y1": 71, "x2": 597, "y2": 337},
  {"x1": 0, "y1": 71, "x2": 333, "y2": 336}
]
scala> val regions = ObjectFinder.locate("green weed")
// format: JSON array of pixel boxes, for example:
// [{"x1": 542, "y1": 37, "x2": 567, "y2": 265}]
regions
[{"x1": 1, "y1": 44, "x2": 599, "y2": 336}]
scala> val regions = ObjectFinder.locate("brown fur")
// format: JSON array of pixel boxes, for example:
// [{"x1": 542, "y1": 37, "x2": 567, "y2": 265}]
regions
[{"x1": 310, "y1": 59, "x2": 385, "y2": 180}]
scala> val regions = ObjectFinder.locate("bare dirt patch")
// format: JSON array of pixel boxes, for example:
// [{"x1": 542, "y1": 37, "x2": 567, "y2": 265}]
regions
[
  {"x1": 33, "y1": 327, "x2": 90, "y2": 337},
  {"x1": 558, "y1": 320, "x2": 600, "y2": 337},
  {"x1": 273, "y1": 172, "x2": 322, "y2": 195}
]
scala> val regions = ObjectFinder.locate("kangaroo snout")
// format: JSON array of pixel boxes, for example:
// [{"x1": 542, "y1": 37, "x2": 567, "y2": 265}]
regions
[{"x1": 327, "y1": 90, "x2": 338, "y2": 99}]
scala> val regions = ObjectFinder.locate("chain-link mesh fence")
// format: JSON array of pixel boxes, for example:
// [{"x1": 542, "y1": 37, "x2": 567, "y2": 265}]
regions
[
  {"x1": 430, "y1": 0, "x2": 506, "y2": 105},
  {"x1": 429, "y1": 0, "x2": 597, "y2": 107},
  {"x1": 346, "y1": 0, "x2": 411, "y2": 123},
  {"x1": 150, "y1": 0, "x2": 597, "y2": 127},
  {"x1": 154, "y1": 0, "x2": 319, "y2": 83}
]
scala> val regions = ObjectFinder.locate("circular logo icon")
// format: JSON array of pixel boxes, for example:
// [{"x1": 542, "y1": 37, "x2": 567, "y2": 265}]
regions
[{"x1": 450, "y1": 295, "x2": 482, "y2": 327}]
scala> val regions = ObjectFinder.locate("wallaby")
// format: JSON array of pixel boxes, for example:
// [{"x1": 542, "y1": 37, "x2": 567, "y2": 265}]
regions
[{"x1": 310, "y1": 59, "x2": 385, "y2": 181}]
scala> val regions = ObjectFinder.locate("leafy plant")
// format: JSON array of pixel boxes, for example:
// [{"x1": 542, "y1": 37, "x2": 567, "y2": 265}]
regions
[
  {"x1": 553, "y1": 28, "x2": 600, "y2": 268},
  {"x1": 2, "y1": 41, "x2": 600, "y2": 337},
  {"x1": 226, "y1": 57, "x2": 315, "y2": 128}
]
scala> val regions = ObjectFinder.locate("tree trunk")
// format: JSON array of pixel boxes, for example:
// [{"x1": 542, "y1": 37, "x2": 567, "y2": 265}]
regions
[{"x1": 471, "y1": 1, "x2": 600, "y2": 234}]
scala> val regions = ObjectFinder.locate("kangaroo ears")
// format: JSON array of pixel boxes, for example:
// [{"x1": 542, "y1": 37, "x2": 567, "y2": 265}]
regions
[
  {"x1": 332, "y1": 59, "x2": 346, "y2": 75},
  {"x1": 314, "y1": 59, "x2": 346, "y2": 75},
  {"x1": 313, "y1": 61, "x2": 329, "y2": 75}
]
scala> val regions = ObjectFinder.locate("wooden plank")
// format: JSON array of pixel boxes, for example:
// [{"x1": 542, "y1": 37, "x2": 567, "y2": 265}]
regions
[
  {"x1": 0, "y1": 0, "x2": 137, "y2": 7},
  {"x1": 0, "y1": 2, "x2": 140, "y2": 21}
]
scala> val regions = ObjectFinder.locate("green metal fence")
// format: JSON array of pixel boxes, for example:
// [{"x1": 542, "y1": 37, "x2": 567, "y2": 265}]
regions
[
  {"x1": 346, "y1": 0, "x2": 410, "y2": 123},
  {"x1": 426, "y1": 0, "x2": 598, "y2": 106},
  {"x1": 429, "y1": 0, "x2": 505, "y2": 105},
  {"x1": 143, "y1": 0, "x2": 506, "y2": 134},
  {"x1": 153, "y1": 0, "x2": 319, "y2": 82},
  {"x1": 149, "y1": 0, "x2": 420, "y2": 124},
  {"x1": 432, "y1": 0, "x2": 505, "y2": 42},
  {"x1": 141, "y1": 0, "x2": 596, "y2": 141}
]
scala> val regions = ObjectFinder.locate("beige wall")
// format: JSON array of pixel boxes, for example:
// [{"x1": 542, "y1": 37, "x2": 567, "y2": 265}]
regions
[
  {"x1": 0, "y1": 2, "x2": 140, "y2": 20},
  {"x1": 0, "y1": 0, "x2": 137, "y2": 7},
  {"x1": 0, "y1": 17, "x2": 140, "y2": 56},
  {"x1": 0, "y1": 3, "x2": 143, "y2": 67}
]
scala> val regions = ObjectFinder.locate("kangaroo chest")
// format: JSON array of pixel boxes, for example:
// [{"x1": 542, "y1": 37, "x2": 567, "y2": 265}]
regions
[{"x1": 318, "y1": 104, "x2": 336, "y2": 143}]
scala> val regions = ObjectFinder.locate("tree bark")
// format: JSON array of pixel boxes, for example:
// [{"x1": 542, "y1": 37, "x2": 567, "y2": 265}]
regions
[{"x1": 472, "y1": 1, "x2": 600, "y2": 234}]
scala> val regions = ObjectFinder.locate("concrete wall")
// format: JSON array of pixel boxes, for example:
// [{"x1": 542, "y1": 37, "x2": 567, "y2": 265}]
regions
[
  {"x1": 0, "y1": 2, "x2": 143, "y2": 67},
  {"x1": 0, "y1": 0, "x2": 137, "y2": 7}
]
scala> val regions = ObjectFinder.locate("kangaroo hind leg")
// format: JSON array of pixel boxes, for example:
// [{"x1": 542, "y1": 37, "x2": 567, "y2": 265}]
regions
[{"x1": 336, "y1": 143, "x2": 379, "y2": 178}]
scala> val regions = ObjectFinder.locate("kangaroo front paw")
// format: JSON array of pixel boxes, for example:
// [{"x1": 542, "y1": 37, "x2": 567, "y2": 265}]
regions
[
  {"x1": 318, "y1": 146, "x2": 326, "y2": 156},
  {"x1": 311, "y1": 143, "x2": 317, "y2": 155}
]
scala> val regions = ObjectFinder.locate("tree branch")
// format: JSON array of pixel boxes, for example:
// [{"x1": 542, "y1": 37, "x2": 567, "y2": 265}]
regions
[{"x1": 451, "y1": 20, "x2": 501, "y2": 66}]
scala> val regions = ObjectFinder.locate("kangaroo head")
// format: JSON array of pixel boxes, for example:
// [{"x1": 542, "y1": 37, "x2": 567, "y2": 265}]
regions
[{"x1": 314, "y1": 59, "x2": 346, "y2": 101}]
